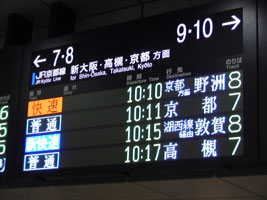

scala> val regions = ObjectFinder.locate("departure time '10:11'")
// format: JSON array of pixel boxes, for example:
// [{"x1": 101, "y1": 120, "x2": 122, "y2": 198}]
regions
[{"x1": 124, "y1": 71, "x2": 243, "y2": 163}]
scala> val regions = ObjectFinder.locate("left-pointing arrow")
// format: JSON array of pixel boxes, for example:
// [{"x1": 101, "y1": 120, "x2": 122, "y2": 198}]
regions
[
  {"x1": 33, "y1": 55, "x2": 47, "y2": 68},
  {"x1": 222, "y1": 15, "x2": 241, "y2": 30}
]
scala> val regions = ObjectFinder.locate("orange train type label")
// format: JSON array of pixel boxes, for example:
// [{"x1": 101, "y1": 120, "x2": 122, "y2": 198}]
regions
[{"x1": 27, "y1": 97, "x2": 63, "y2": 117}]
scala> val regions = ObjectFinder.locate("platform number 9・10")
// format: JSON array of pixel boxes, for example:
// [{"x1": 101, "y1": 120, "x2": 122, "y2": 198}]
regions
[{"x1": 177, "y1": 18, "x2": 214, "y2": 43}]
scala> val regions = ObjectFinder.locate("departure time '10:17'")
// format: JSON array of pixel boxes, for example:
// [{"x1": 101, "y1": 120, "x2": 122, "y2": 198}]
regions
[{"x1": 124, "y1": 70, "x2": 243, "y2": 163}]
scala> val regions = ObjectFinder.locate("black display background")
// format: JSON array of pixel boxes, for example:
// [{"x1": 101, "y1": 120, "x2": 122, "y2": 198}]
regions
[
  {"x1": 0, "y1": 47, "x2": 23, "y2": 185},
  {"x1": 16, "y1": 0, "x2": 258, "y2": 184},
  {"x1": 29, "y1": 8, "x2": 243, "y2": 89}
]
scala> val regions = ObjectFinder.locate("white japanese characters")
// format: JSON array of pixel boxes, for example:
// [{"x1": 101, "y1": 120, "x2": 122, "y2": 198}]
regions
[
  {"x1": 28, "y1": 155, "x2": 39, "y2": 170},
  {"x1": 24, "y1": 152, "x2": 59, "y2": 171},
  {"x1": 202, "y1": 96, "x2": 217, "y2": 114},
  {"x1": 26, "y1": 115, "x2": 62, "y2": 135},
  {"x1": 32, "y1": 47, "x2": 171, "y2": 86},
  {"x1": 24, "y1": 113, "x2": 62, "y2": 171},
  {"x1": 69, "y1": 49, "x2": 170, "y2": 82},
  {"x1": 162, "y1": 71, "x2": 242, "y2": 160},
  {"x1": 43, "y1": 154, "x2": 57, "y2": 169},
  {"x1": 201, "y1": 140, "x2": 217, "y2": 158},
  {"x1": 33, "y1": 67, "x2": 66, "y2": 85},
  {"x1": 25, "y1": 134, "x2": 61, "y2": 153},
  {"x1": 164, "y1": 143, "x2": 178, "y2": 160},
  {"x1": 164, "y1": 101, "x2": 179, "y2": 118},
  {"x1": 193, "y1": 74, "x2": 226, "y2": 93},
  {"x1": 165, "y1": 79, "x2": 191, "y2": 97},
  {"x1": 194, "y1": 76, "x2": 209, "y2": 93},
  {"x1": 125, "y1": 70, "x2": 242, "y2": 163},
  {"x1": 164, "y1": 116, "x2": 226, "y2": 138}
]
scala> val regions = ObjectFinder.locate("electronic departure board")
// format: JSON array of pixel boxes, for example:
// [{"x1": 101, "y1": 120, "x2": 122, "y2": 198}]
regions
[
  {"x1": 17, "y1": 0, "x2": 257, "y2": 178},
  {"x1": 0, "y1": 47, "x2": 23, "y2": 176}
]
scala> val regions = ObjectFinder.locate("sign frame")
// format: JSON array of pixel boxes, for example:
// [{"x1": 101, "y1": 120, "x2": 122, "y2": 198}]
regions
[{"x1": 16, "y1": 0, "x2": 258, "y2": 183}]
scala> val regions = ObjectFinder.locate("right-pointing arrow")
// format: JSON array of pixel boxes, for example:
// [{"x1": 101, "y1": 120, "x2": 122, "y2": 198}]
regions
[{"x1": 222, "y1": 15, "x2": 241, "y2": 30}]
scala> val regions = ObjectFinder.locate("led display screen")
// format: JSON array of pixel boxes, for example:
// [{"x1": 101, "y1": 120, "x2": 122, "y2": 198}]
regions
[
  {"x1": 0, "y1": 47, "x2": 23, "y2": 176},
  {"x1": 18, "y1": 0, "x2": 257, "y2": 177},
  {"x1": 0, "y1": 101, "x2": 10, "y2": 172}
]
